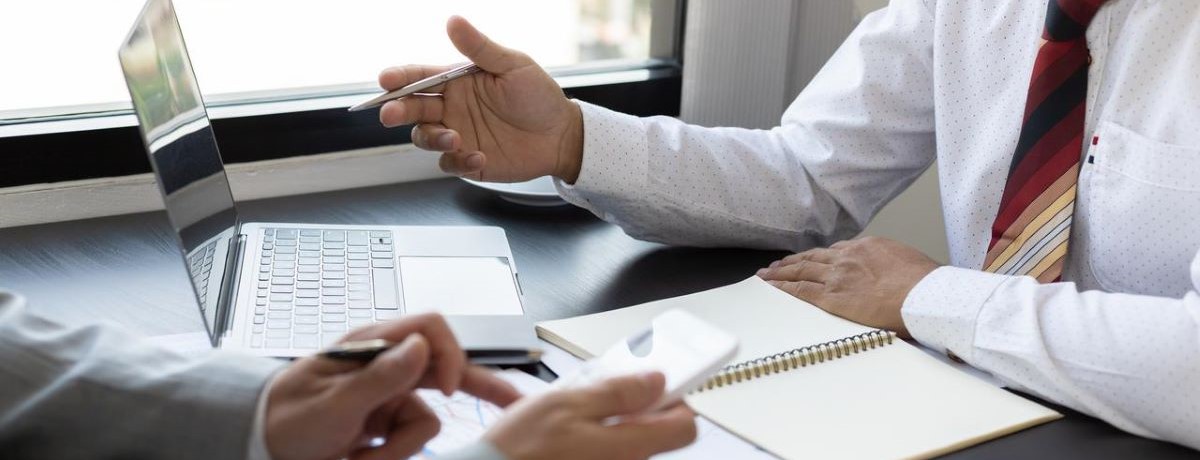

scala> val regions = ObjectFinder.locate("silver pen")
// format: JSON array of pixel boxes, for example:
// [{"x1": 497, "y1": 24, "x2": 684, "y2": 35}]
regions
[{"x1": 348, "y1": 63, "x2": 481, "y2": 112}]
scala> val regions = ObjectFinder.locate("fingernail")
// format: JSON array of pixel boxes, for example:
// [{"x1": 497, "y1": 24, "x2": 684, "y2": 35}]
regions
[
  {"x1": 769, "y1": 261, "x2": 780, "y2": 268},
  {"x1": 438, "y1": 132, "x2": 455, "y2": 150},
  {"x1": 392, "y1": 335, "x2": 423, "y2": 360},
  {"x1": 756, "y1": 268, "x2": 768, "y2": 277},
  {"x1": 466, "y1": 153, "x2": 484, "y2": 170},
  {"x1": 380, "y1": 101, "x2": 401, "y2": 127}
]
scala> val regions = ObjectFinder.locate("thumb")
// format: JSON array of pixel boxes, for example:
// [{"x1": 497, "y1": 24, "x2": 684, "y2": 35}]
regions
[
  {"x1": 446, "y1": 15, "x2": 532, "y2": 74},
  {"x1": 337, "y1": 335, "x2": 431, "y2": 411},
  {"x1": 576, "y1": 372, "x2": 666, "y2": 419}
]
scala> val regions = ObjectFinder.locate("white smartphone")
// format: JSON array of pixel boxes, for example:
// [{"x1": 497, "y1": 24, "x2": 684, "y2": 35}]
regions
[{"x1": 554, "y1": 309, "x2": 739, "y2": 412}]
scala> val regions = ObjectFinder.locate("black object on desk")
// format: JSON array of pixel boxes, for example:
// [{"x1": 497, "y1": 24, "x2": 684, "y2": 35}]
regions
[{"x1": 0, "y1": 178, "x2": 1193, "y2": 459}]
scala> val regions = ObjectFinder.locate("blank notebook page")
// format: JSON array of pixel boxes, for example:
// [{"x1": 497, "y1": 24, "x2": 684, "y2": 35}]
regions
[{"x1": 537, "y1": 277, "x2": 1060, "y2": 460}]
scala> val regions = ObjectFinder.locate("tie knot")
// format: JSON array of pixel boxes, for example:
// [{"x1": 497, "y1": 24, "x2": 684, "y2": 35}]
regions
[{"x1": 1044, "y1": 0, "x2": 1107, "y2": 41}]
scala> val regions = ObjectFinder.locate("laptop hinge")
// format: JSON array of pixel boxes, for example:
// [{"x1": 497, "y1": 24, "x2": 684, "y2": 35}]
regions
[{"x1": 213, "y1": 233, "x2": 247, "y2": 344}]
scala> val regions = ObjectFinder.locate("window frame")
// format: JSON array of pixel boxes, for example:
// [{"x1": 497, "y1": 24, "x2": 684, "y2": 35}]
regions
[{"x1": 0, "y1": 0, "x2": 686, "y2": 189}]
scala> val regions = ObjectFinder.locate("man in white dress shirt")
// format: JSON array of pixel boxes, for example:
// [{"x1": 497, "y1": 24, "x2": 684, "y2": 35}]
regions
[{"x1": 379, "y1": 2, "x2": 1200, "y2": 451}]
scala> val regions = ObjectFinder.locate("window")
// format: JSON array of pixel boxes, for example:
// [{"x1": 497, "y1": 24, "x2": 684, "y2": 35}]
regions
[
  {"x1": 0, "y1": 0, "x2": 682, "y2": 188},
  {"x1": 0, "y1": 0, "x2": 665, "y2": 120}
]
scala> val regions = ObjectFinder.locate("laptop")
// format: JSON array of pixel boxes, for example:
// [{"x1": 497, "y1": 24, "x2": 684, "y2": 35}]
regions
[{"x1": 118, "y1": 0, "x2": 526, "y2": 358}]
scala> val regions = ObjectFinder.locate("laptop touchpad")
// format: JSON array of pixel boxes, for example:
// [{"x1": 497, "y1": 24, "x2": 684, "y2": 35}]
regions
[{"x1": 399, "y1": 257, "x2": 523, "y2": 315}]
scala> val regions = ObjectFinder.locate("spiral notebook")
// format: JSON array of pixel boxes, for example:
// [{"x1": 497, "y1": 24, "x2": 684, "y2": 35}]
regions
[{"x1": 537, "y1": 277, "x2": 1061, "y2": 460}]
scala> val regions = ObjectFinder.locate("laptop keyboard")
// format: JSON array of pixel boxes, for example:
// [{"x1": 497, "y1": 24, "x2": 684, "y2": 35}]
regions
[{"x1": 251, "y1": 228, "x2": 398, "y2": 350}]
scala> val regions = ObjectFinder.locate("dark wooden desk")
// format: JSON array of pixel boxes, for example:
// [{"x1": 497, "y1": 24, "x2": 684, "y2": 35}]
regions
[{"x1": 0, "y1": 178, "x2": 1191, "y2": 458}]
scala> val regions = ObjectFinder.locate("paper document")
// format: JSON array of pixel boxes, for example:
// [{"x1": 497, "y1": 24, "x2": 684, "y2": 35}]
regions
[
  {"x1": 415, "y1": 365, "x2": 773, "y2": 459},
  {"x1": 413, "y1": 370, "x2": 547, "y2": 459}
]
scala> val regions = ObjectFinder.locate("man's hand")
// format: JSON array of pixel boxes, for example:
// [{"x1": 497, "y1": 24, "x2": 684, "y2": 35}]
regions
[
  {"x1": 486, "y1": 372, "x2": 698, "y2": 460},
  {"x1": 377, "y1": 16, "x2": 584, "y2": 184},
  {"x1": 263, "y1": 313, "x2": 522, "y2": 460},
  {"x1": 756, "y1": 236, "x2": 940, "y2": 337}
]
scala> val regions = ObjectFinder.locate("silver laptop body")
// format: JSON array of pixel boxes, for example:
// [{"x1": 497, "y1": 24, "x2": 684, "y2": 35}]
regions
[{"x1": 118, "y1": 0, "x2": 525, "y2": 357}]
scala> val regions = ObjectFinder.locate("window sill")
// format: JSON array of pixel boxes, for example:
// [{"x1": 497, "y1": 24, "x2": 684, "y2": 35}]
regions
[{"x1": 0, "y1": 144, "x2": 445, "y2": 229}]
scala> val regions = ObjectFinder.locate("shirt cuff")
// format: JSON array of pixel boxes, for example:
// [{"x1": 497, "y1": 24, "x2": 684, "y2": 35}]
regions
[
  {"x1": 901, "y1": 266, "x2": 1011, "y2": 363},
  {"x1": 554, "y1": 99, "x2": 649, "y2": 211},
  {"x1": 247, "y1": 369, "x2": 278, "y2": 460}
]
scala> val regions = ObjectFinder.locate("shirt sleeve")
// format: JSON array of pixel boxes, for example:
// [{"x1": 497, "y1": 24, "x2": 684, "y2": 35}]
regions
[
  {"x1": 556, "y1": 0, "x2": 938, "y2": 252},
  {"x1": 902, "y1": 252, "x2": 1200, "y2": 451},
  {"x1": 0, "y1": 290, "x2": 286, "y2": 459}
]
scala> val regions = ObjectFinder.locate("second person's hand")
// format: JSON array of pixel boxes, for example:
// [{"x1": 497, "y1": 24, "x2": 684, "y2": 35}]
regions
[
  {"x1": 378, "y1": 16, "x2": 585, "y2": 184},
  {"x1": 264, "y1": 313, "x2": 522, "y2": 460},
  {"x1": 484, "y1": 372, "x2": 698, "y2": 460}
]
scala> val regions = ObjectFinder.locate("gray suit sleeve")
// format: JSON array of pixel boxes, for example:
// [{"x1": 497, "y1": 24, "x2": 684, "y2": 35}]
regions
[{"x1": 0, "y1": 291, "x2": 286, "y2": 460}]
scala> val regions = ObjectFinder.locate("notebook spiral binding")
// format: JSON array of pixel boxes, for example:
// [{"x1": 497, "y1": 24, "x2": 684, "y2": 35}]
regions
[{"x1": 694, "y1": 330, "x2": 896, "y2": 392}]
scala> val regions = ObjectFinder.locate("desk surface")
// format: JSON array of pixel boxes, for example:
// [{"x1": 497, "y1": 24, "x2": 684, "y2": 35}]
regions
[{"x1": 0, "y1": 178, "x2": 1191, "y2": 458}]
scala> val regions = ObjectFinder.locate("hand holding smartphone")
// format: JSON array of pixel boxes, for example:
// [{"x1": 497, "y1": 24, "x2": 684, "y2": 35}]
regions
[{"x1": 554, "y1": 309, "x2": 739, "y2": 413}]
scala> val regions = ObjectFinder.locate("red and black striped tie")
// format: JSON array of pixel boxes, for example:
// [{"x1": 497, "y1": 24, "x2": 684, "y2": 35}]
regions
[{"x1": 982, "y1": 0, "x2": 1106, "y2": 282}]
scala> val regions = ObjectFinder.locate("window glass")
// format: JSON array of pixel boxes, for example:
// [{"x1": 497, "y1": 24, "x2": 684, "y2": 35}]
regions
[{"x1": 0, "y1": 0, "x2": 654, "y2": 118}]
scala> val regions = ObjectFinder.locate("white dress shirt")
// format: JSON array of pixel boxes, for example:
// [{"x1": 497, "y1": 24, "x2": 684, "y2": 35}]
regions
[{"x1": 556, "y1": 0, "x2": 1200, "y2": 450}]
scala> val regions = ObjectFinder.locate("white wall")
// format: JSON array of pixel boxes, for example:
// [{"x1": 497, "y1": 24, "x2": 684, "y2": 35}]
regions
[{"x1": 679, "y1": 0, "x2": 948, "y2": 262}]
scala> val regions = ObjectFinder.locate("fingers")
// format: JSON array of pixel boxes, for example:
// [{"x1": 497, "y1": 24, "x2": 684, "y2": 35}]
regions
[
  {"x1": 340, "y1": 313, "x2": 468, "y2": 395},
  {"x1": 574, "y1": 372, "x2": 666, "y2": 419},
  {"x1": 411, "y1": 123, "x2": 461, "y2": 152},
  {"x1": 604, "y1": 405, "x2": 698, "y2": 457},
  {"x1": 766, "y1": 280, "x2": 825, "y2": 303},
  {"x1": 758, "y1": 258, "x2": 830, "y2": 283},
  {"x1": 459, "y1": 366, "x2": 522, "y2": 408},
  {"x1": 778, "y1": 248, "x2": 837, "y2": 266},
  {"x1": 378, "y1": 64, "x2": 453, "y2": 91},
  {"x1": 416, "y1": 121, "x2": 485, "y2": 177},
  {"x1": 380, "y1": 95, "x2": 445, "y2": 128},
  {"x1": 439, "y1": 151, "x2": 486, "y2": 177},
  {"x1": 335, "y1": 335, "x2": 430, "y2": 410},
  {"x1": 350, "y1": 394, "x2": 441, "y2": 460},
  {"x1": 446, "y1": 16, "x2": 533, "y2": 74}
]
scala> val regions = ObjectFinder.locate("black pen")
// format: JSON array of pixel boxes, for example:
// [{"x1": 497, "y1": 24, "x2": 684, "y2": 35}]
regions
[{"x1": 321, "y1": 338, "x2": 543, "y2": 365}]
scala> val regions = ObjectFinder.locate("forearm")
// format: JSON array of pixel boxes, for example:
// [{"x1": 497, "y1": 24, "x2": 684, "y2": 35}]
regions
[
  {"x1": 0, "y1": 291, "x2": 285, "y2": 459},
  {"x1": 557, "y1": 0, "x2": 938, "y2": 251},
  {"x1": 903, "y1": 267, "x2": 1200, "y2": 450},
  {"x1": 557, "y1": 101, "x2": 866, "y2": 251}
]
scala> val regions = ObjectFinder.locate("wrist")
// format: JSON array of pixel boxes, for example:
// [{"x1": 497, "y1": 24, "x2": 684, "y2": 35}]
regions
[{"x1": 553, "y1": 101, "x2": 584, "y2": 184}]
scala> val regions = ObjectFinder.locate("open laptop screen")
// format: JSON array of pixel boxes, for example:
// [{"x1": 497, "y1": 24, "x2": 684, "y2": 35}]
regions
[{"x1": 118, "y1": 0, "x2": 237, "y2": 343}]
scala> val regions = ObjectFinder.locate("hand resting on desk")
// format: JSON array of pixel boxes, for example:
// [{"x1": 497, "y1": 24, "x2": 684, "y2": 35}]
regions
[{"x1": 756, "y1": 236, "x2": 940, "y2": 338}]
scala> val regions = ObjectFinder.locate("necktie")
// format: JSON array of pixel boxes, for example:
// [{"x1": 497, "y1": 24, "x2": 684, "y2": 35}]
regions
[{"x1": 983, "y1": 0, "x2": 1106, "y2": 283}]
